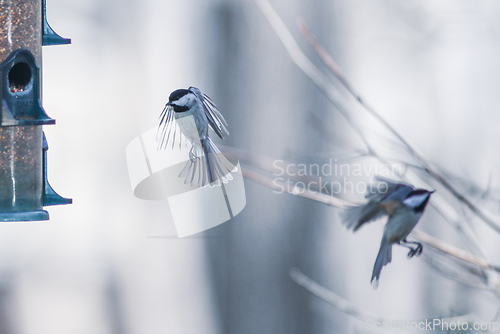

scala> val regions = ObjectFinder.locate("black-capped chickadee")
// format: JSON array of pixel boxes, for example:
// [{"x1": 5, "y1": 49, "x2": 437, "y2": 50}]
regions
[
  {"x1": 157, "y1": 87, "x2": 236, "y2": 187},
  {"x1": 343, "y1": 178, "x2": 434, "y2": 286}
]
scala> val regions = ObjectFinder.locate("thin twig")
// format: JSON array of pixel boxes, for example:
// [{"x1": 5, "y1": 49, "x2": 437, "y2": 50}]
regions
[
  {"x1": 222, "y1": 144, "x2": 360, "y2": 203},
  {"x1": 424, "y1": 255, "x2": 490, "y2": 290},
  {"x1": 252, "y1": 0, "x2": 377, "y2": 157},
  {"x1": 242, "y1": 167, "x2": 350, "y2": 208},
  {"x1": 411, "y1": 230, "x2": 489, "y2": 270},
  {"x1": 297, "y1": 18, "x2": 354, "y2": 96}
]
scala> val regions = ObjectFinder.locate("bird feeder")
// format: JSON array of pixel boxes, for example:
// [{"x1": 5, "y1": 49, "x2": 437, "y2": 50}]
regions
[{"x1": 0, "y1": 0, "x2": 71, "y2": 221}]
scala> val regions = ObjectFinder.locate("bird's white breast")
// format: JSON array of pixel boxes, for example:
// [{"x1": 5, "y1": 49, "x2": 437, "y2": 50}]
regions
[{"x1": 175, "y1": 115, "x2": 201, "y2": 144}]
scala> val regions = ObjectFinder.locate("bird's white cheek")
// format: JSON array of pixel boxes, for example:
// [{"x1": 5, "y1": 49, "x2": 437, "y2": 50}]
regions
[{"x1": 403, "y1": 194, "x2": 428, "y2": 208}]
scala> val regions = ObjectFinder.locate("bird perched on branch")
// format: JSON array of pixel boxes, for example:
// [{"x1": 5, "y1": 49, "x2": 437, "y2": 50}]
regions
[
  {"x1": 343, "y1": 178, "x2": 434, "y2": 287},
  {"x1": 157, "y1": 86, "x2": 236, "y2": 187}
]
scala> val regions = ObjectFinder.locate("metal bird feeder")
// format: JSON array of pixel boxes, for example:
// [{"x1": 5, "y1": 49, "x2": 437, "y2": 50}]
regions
[{"x1": 0, "y1": 0, "x2": 71, "y2": 221}]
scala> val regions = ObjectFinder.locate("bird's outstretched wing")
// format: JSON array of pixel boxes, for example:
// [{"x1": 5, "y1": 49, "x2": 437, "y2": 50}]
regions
[
  {"x1": 343, "y1": 177, "x2": 414, "y2": 232},
  {"x1": 365, "y1": 177, "x2": 414, "y2": 202},
  {"x1": 157, "y1": 104, "x2": 186, "y2": 150},
  {"x1": 188, "y1": 87, "x2": 229, "y2": 139}
]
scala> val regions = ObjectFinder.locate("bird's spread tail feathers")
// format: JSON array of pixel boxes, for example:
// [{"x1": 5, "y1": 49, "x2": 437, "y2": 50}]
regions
[{"x1": 179, "y1": 138, "x2": 237, "y2": 187}]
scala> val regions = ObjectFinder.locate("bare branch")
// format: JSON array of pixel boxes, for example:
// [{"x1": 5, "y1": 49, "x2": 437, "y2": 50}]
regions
[
  {"x1": 411, "y1": 229, "x2": 489, "y2": 270},
  {"x1": 221, "y1": 144, "x2": 360, "y2": 203},
  {"x1": 253, "y1": 0, "x2": 377, "y2": 157},
  {"x1": 297, "y1": 18, "x2": 353, "y2": 95},
  {"x1": 241, "y1": 167, "x2": 350, "y2": 208}
]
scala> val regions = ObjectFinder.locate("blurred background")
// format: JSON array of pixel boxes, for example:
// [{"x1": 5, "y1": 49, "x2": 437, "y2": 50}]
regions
[{"x1": 1, "y1": 0, "x2": 500, "y2": 332}]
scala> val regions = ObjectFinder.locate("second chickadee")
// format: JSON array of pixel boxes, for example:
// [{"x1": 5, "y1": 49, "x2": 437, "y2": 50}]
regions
[
  {"x1": 157, "y1": 87, "x2": 236, "y2": 187},
  {"x1": 343, "y1": 178, "x2": 434, "y2": 286}
]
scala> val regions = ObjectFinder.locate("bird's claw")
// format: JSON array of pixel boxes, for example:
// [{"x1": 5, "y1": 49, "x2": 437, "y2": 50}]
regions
[
  {"x1": 406, "y1": 243, "x2": 423, "y2": 259},
  {"x1": 415, "y1": 243, "x2": 423, "y2": 256},
  {"x1": 407, "y1": 248, "x2": 417, "y2": 259}
]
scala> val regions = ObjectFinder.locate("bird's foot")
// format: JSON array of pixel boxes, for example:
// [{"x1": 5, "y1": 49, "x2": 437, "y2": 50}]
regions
[
  {"x1": 407, "y1": 248, "x2": 417, "y2": 259},
  {"x1": 414, "y1": 243, "x2": 423, "y2": 256},
  {"x1": 406, "y1": 243, "x2": 423, "y2": 258}
]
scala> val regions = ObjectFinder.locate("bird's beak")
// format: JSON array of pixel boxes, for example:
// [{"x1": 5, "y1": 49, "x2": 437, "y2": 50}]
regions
[
  {"x1": 430, "y1": 190, "x2": 436, "y2": 194},
  {"x1": 166, "y1": 101, "x2": 172, "y2": 106}
]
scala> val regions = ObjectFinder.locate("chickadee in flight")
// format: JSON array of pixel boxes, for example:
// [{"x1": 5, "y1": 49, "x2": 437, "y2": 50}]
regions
[
  {"x1": 157, "y1": 87, "x2": 236, "y2": 187},
  {"x1": 343, "y1": 178, "x2": 434, "y2": 286}
]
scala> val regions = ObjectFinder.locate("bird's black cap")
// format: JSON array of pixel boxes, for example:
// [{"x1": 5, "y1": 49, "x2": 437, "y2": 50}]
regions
[
  {"x1": 169, "y1": 89, "x2": 190, "y2": 102},
  {"x1": 409, "y1": 189, "x2": 433, "y2": 196}
]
